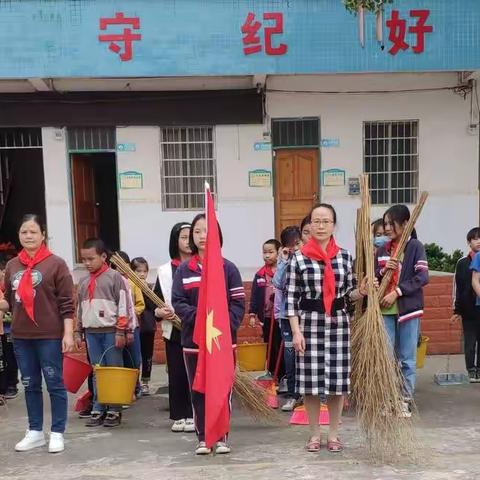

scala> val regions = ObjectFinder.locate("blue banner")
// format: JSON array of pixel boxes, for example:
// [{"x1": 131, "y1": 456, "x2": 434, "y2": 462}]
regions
[{"x1": 0, "y1": 0, "x2": 478, "y2": 78}]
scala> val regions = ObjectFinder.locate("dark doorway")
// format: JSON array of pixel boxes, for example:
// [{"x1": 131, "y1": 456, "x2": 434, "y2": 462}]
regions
[
  {"x1": 0, "y1": 148, "x2": 46, "y2": 254},
  {"x1": 71, "y1": 153, "x2": 119, "y2": 261}
]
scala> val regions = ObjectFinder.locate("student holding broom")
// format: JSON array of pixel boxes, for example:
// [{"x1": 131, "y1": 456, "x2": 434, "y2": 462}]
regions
[
  {"x1": 172, "y1": 213, "x2": 245, "y2": 456},
  {"x1": 154, "y1": 222, "x2": 195, "y2": 433},
  {"x1": 286, "y1": 204, "x2": 368, "y2": 453},
  {"x1": 0, "y1": 214, "x2": 74, "y2": 453},
  {"x1": 375, "y1": 205, "x2": 429, "y2": 417}
]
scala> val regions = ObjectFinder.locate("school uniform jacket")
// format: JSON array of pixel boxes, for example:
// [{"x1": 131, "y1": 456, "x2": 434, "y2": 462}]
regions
[
  {"x1": 453, "y1": 254, "x2": 477, "y2": 321},
  {"x1": 171, "y1": 256, "x2": 246, "y2": 349},
  {"x1": 375, "y1": 238, "x2": 429, "y2": 323},
  {"x1": 249, "y1": 265, "x2": 271, "y2": 324}
]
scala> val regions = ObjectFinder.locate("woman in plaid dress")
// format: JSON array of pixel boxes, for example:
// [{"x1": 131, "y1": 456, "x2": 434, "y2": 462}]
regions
[{"x1": 286, "y1": 204, "x2": 367, "y2": 453}]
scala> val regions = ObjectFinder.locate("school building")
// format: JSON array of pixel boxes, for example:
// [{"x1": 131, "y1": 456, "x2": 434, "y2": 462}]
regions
[{"x1": 0, "y1": 0, "x2": 479, "y2": 354}]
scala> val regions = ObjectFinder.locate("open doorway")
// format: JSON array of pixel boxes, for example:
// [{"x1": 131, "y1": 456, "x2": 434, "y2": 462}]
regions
[{"x1": 71, "y1": 153, "x2": 119, "y2": 261}]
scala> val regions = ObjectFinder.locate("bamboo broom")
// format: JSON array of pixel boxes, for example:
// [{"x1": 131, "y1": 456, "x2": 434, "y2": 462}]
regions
[
  {"x1": 377, "y1": 191, "x2": 429, "y2": 299},
  {"x1": 354, "y1": 207, "x2": 366, "y2": 321},
  {"x1": 110, "y1": 253, "x2": 282, "y2": 424},
  {"x1": 350, "y1": 175, "x2": 417, "y2": 463}
]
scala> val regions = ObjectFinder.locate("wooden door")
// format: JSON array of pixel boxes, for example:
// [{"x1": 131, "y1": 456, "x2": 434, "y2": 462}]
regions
[
  {"x1": 274, "y1": 148, "x2": 319, "y2": 237},
  {"x1": 71, "y1": 154, "x2": 99, "y2": 261}
]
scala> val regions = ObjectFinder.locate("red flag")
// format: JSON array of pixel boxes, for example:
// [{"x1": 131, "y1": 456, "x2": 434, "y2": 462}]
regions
[{"x1": 192, "y1": 185, "x2": 234, "y2": 448}]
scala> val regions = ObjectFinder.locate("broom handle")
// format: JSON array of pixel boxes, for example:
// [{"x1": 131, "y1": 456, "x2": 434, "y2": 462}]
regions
[
  {"x1": 265, "y1": 312, "x2": 275, "y2": 372},
  {"x1": 273, "y1": 340, "x2": 284, "y2": 383}
]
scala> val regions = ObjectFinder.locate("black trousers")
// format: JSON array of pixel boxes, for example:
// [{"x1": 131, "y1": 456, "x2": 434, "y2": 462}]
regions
[
  {"x1": 140, "y1": 331, "x2": 155, "y2": 381},
  {"x1": 165, "y1": 337, "x2": 192, "y2": 421},
  {"x1": 183, "y1": 349, "x2": 230, "y2": 443},
  {"x1": 0, "y1": 333, "x2": 18, "y2": 394},
  {"x1": 462, "y1": 318, "x2": 480, "y2": 372},
  {"x1": 262, "y1": 318, "x2": 285, "y2": 379}
]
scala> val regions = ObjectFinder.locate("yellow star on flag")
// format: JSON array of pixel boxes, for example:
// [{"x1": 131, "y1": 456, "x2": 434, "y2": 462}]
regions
[{"x1": 206, "y1": 310, "x2": 222, "y2": 354}]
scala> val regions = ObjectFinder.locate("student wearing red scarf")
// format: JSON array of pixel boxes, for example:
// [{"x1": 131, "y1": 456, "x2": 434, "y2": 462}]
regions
[
  {"x1": 0, "y1": 214, "x2": 74, "y2": 453},
  {"x1": 286, "y1": 204, "x2": 367, "y2": 454}
]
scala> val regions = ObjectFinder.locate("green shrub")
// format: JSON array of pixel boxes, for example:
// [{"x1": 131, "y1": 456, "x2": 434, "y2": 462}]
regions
[{"x1": 424, "y1": 243, "x2": 463, "y2": 273}]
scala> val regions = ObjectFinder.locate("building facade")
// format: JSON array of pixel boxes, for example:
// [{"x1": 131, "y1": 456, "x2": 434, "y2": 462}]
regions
[{"x1": 0, "y1": 0, "x2": 479, "y2": 279}]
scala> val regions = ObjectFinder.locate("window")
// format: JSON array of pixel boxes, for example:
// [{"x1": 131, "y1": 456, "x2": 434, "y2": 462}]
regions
[
  {"x1": 272, "y1": 118, "x2": 319, "y2": 148},
  {"x1": 160, "y1": 127, "x2": 216, "y2": 210},
  {"x1": 363, "y1": 120, "x2": 419, "y2": 205}
]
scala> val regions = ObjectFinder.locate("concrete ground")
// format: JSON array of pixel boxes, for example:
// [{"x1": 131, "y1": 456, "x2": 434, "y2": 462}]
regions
[{"x1": 0, "y1": 354, "x2": 479, "y2": 480}]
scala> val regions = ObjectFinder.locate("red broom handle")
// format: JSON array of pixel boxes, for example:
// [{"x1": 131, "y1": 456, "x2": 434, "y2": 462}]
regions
[
  {"x1": 273, "y1": 340, "x2": 284, "y2": 382},
  {"x1": 265, "y1": 312, "x2": 275, "y2": 372}
]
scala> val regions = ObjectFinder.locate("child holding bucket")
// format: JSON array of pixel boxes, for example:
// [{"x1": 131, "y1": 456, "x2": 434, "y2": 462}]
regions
[
  {"x1": 172, "y1": 214, "x2": 245, "y2": 455},
  {"x1": 75, "y1": 238, "x2": 129, "y2": 428}
]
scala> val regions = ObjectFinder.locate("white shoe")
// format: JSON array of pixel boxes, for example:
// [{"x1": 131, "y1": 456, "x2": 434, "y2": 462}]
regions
[
  {"x1": 281, "y1": 398, "x2": 298, "y2": 412},
  {"x1": 48, "y1": 432, "x2": 65, "y2": 453},
  {"x1": 171, "y1": 419, "x2": 186, "y2": 432},
  {"x1": 215, "y1": 441, "x2": 231, "y2": 454},
  {"x1": 184, "y1": 418, "x2": 195, "y2": 433},
  {"x1": 399, "y1": 401, "x2": 412, "y2": 418},
  {"x1": 195, "y1": 441, "x2": 212, "y2": 455},
  {"x1": 15, "y1": 430, "x2": 46, "y2": 452}
]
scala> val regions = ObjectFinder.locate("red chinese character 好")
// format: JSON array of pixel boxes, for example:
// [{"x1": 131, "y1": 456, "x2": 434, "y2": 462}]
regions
[
  {"x1": 241, "y1": 12, "x2": 287, "y2": 56},
  {"x1": 99, "y1": 12, "x2": 141, "y2": 61},
  {"x1": 408, "y1": 9, "x2": 433, "y2": 54},
  {"x1": 386, "y1": 9, "x2": 433, "y2": 55}
]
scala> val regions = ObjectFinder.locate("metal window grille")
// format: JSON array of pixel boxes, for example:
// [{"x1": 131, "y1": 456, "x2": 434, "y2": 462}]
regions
[
  {"x1": 67, "y1": 127, "x2": 116, "y2": 152},
  {"x1": 272, "y1": 118, "x2": 319, "y2": 148},
  {"x1": 363, "y1": 120, "x2": 419, "y2": 205},
  {"x1": 0, "y1": 128, "x2": 42, "y2": 149},
  {"x1": 160, "y1": 126, "x2": 216, "y2": 210}
]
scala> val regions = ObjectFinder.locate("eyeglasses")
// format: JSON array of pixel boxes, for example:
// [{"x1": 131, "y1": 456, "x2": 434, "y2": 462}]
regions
[{"x1": 311, "y1": 220, "x2": 334, "y2": 226}]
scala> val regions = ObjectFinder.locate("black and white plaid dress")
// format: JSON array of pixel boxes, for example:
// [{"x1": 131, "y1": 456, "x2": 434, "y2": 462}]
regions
[{"x1": 286, "y1": 248, "x2": 354, "y2": 396}]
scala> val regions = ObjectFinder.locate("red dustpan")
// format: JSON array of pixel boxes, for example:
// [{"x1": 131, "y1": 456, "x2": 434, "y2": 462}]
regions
[
  {"x1": 290, "y1": 404, "x2": 331, "y2": 425},
  {"x1": 74, "y1": 390, "x2": 92, "y2": 412}
]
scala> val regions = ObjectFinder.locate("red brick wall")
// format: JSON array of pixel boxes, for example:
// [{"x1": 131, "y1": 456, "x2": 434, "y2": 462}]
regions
[{"x1": 153, "y1": 275, "x2": 461, "y2": 362}]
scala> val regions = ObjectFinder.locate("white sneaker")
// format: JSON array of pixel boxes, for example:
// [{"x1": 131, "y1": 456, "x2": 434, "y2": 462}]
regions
[
  {"x1": 281, "y1": 398, "x2": 298, "y2": 412},
  {"x1": 15, "y1": 430, "x2": 46, "y2": 452},
  {"x1": 215, "y1": 441, "x2": 231, "y2": 454},
  {"x1": 195, "y1": 441, "x2": 212, "y2": 455},
  {"x1": 399, "y1": 401, "x2": 412, "y2": 418},
  {"x1": 184, "y1": 418, "x2": 195, "y2": 433},
  {"x1": 171, "y1": 419, "x2": 186, "y2": 432},
  {"x1": 48, "y1": 432, "x2": 65, "y2": 453}
]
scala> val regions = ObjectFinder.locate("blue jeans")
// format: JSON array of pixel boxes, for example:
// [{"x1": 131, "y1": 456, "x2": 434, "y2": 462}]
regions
[
  {"x1": 280, "y1": 319, "x2": 298, "y2": 399},
  {"x1": 383, "y1": 315, "x2": 420, "y2": 398},
  {"x1": 13, "y1": 338, "x2": 67, "y2": 433},
  {"x1": 123, "y1": 327, "x2": 141, "y2": 394},
  {"x1": 86, "y1": 332, "x2": 123, "y2": 413}
]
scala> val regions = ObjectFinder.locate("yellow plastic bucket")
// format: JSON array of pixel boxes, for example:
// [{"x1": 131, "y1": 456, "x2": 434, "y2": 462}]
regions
[
  {"x1": 94, "y1": 346, "x2": 139, "y2": 405},
  {"x1": 237, "y1": 342, "x2": 267, "y2": 371},
  {"x1": 416, "y1": 336, "x2": 429, "y2": 369}
]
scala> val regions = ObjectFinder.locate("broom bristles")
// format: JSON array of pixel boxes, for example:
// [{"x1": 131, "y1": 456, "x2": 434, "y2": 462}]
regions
[{"x1": 350, "y1": 175, "x2": 418, "y2": 463}]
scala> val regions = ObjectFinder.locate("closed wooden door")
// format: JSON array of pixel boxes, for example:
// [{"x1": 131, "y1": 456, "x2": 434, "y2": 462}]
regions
[
  {"x1": 274, "y1": 148, "x2": 319, "y2": 237},
  {"x1": 72, "y1": 154, "x2": 99, "y2": 261}
]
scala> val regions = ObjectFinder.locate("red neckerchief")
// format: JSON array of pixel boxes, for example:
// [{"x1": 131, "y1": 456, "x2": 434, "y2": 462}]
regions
[
  {"x1": 257, "y1": 263, "x2": 275, "y2": 279},
  {"x1": 188, "y1": 254, "x2": 202, "y2": 273},
  {"x1": 88, "y1": 263, "x2": 109, "y2": 302},
  {"x1": 17, "y1": 244, "x2": 53, "y2": 325},
  {"x1": 385, "y1": 239, "x2": 400, "y2": 294},
  {"x1": 301, "y1": 237, "x2": 340, "y2": 315},
  {"x1": 171, "y1": 258, "x2": 181, "y2": 268},
  {"x1": 469, "y1": 250, "x2": 476, "y2": 260}
]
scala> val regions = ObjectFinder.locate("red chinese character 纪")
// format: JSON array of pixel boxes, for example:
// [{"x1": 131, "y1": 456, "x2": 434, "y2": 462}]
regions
[
  {"x1": 386, "y1": 9, "x2": 433, "y2": 55},
  {"x1": 99, "y1": 12, "x2": 141, "y2": 61},
  {"x1": 386, "y1": 10, "x2": 409, "y2": 55},
  {"x1": 241, "y1": 12, "x2": 287, "y2": 56},
  {"x1": 408, "y1": 9, "x2": 433, "y2": 54}
]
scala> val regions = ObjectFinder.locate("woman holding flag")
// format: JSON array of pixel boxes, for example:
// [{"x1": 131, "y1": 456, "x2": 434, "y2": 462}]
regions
[
  {"x1": 172, "y1": 189, "x2": 245, "y2": 456},
  {"x1": 0, "y1": 214, "x2": 74, "y2": 453},
  {"x1": 286, "y1": 204, "x2": 368, "y2": 453}
]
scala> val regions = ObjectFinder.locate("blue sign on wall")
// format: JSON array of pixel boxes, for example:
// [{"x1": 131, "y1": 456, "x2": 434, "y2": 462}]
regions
[{"x1": 0, "y1": 0, "x2": 478, "y2": 79}]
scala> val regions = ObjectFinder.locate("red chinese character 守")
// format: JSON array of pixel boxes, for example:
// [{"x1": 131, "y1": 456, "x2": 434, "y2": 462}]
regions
[
  {"x1": 99, "y1": 12, "x2": 141, "y2": 61},
  {"x1": 386, "y1": 10, "x2": 409, "y2": 55},
  {"x1": 408, "y1": 9, "x2": 433, "y2": 54},
  {"x1": 241, "y1": 12, "x2": 262, "y2": 55},
  {"x1": 263, "y1": 12, "x2": 287, "y2": 56}
]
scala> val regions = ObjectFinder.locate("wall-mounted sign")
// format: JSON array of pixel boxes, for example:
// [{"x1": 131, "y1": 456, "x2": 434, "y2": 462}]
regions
[
  {"x1": 254, "y1": 142, "x2": 272, "y2": 151},
  {"x1": 321, "y1": 138, "x2": 340, "y2": 148},
  {"x1": 249, "y1": 169, "x2": 272, "y2": 187},
  {"x1": 117, "y1": 143, "x2": 136, "y2": 152},
  {"x1": 119, "y1": 170, "x2": 143, "y2": 189},
  {"x1": 348, "y1": 177, "x2": 360, "y2": 195},
  {"x1": 322, "y1": 168, "x2": 346, "y2": 187}
]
